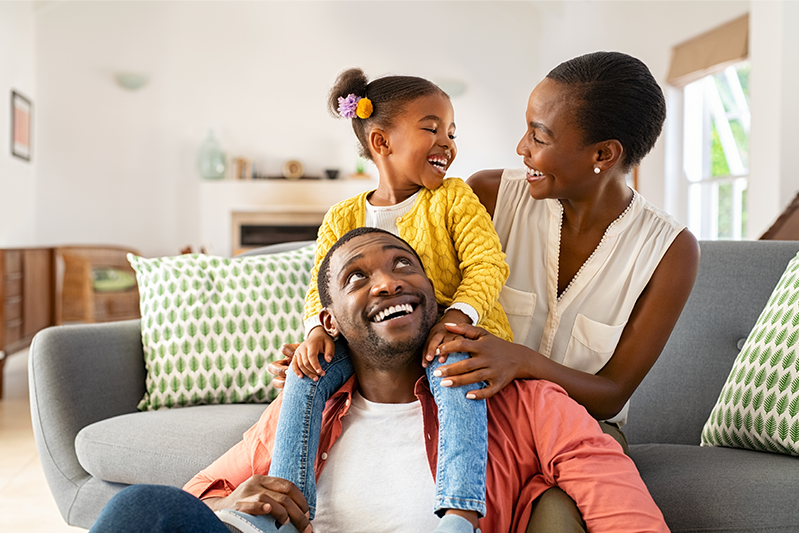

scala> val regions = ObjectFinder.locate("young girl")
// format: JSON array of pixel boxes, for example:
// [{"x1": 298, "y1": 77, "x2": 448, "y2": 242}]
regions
[{"x1": 268, "y1": 68, "x2": 512, "y2": 533}]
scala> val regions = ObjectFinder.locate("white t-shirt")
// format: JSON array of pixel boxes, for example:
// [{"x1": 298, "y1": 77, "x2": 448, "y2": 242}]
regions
[{"x1": 311, "y1": 392, "x2": 440, "y2": 533}]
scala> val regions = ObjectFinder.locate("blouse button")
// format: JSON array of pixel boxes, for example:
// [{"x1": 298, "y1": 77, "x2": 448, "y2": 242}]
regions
[{"x1": 321, "y1": 452, "x2": 328, "y2": 460}]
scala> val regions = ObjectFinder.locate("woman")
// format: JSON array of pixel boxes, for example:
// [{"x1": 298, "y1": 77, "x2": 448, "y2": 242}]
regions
[{"x1": 433, "y1": 51, "x2": 699, "y2": 530}]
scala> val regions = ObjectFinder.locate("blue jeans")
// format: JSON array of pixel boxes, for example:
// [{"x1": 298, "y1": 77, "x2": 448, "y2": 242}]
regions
[
  {"x1": 89, "y1": 484, "x2": 234, "y2": 533},
  {"x1": 268, "y1": 340, "x2": 487, "y2": 519}
]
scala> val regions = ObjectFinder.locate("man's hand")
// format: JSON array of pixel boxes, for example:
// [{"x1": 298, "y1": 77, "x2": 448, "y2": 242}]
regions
[
  {"x1": 205, "y1": 475, "x2": 312, "y2": 533},
  {"x1": 423, "y1": 309, "x2": 471, "y2": 367},
  {"x1": 268, "y1": 344, "x2": 298, "y2": 390},
  {"x1": 292, "y1": 327, "x2": 336, "y2": 380}
]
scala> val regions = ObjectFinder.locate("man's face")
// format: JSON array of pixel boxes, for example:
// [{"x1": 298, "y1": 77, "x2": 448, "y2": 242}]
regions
[{"x1": 321, "y1": 233, "x2": 438, "y2": 371}]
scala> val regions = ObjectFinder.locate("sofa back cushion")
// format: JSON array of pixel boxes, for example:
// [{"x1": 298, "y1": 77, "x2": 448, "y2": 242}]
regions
[{"x1": 624, "y1": 240, "x2": 799, "y2": 446}]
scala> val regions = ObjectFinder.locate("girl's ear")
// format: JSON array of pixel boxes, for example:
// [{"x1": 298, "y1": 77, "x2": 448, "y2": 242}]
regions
[
  {"x1": 369, "y1": 129, "x2": 391, "y2": 157},
  {"x1": 593, "y1": 139, "x2": 624, "y2": 173},
  {"x1": 320, "y1": 309, "x2": 339, "y2": 337}
]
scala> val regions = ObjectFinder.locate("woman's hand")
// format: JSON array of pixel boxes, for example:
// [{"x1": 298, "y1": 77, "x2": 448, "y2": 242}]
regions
[
  {"x1": 291, "y1": 327, "x2": 336, "y2": 380},
  {"x1": 434, "y1": 323, "x2": 531, "y2": 399},
  {"x1": 205, "y1": 475, "x2": 312, "y2": 533}
]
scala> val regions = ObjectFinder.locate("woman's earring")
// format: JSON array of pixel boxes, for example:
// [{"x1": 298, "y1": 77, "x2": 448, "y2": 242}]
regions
[{"x1": 593, "y1": 167, "x2": 601, "y2": 174}]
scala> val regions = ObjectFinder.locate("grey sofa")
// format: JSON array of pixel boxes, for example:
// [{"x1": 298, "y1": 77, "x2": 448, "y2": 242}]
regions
[{"x1": 30, "y1": 240, "x2": 799, "y2": 531}]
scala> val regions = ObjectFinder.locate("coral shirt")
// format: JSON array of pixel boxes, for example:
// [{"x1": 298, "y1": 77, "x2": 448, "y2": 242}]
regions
[{"x1": 184, "y1": 377, "x2": 668, "y2": 533}]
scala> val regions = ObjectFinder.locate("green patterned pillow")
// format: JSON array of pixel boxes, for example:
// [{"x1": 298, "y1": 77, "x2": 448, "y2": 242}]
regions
[
  {"x1": 702, "y1": 252, "x2": 799, "y2": 455},
  {"x1": 128, "y1": 245, "x2": 315, "y2": 411}
]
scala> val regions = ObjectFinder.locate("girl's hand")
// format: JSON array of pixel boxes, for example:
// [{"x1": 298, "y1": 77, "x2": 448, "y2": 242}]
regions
[
  {"x1": 291, "y1": 327, "x2": 336, "y2": 380},
  {"x1": 434, "y1": 323, "x2": 527, "y2": 399},
  {"x1": 423, "y1": 309, "x2": 471, "y2": 367}
]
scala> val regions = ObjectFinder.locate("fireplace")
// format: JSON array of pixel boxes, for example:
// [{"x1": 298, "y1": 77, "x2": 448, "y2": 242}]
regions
[{"x1": 231, "y1": 210, "x2": 325, "y2": 254}]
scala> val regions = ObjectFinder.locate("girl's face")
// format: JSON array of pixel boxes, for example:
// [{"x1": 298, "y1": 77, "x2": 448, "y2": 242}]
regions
[
  {"x1": 382, "y1": 92, "x2": 457, "y2": 192},
  {"x1": 516, "y1": 78, "x2": 598, "y2": 201}
]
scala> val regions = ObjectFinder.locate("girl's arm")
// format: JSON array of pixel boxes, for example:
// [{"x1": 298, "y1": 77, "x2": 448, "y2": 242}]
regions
[
  {"x1": 444, "y1": 179, "x2": 509, "y2": 330},
  {"x1": 435, "y1": 229, "x2": 699, "y2": 420},
  {"x1": 293, "y1": 207, "x2": 348, "y2": 377}
]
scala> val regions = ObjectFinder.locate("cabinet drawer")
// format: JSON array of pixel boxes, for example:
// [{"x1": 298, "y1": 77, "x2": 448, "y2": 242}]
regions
[
  {"x1": 4, "y1": 250, "x2": 22, "y2": 275},
  {"x1": 5, "y1": 321, "x2": 22, "y2": 346},
  {"x1": 5, "y1": 297, "x2": 22, "y2": 322},
  {"x1": 3, "y1": 275, "x2": 22, "y2": 299}
]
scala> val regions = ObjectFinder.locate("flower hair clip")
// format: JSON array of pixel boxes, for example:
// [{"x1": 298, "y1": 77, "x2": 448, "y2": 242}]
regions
[{"x1": 337, "y1": 94, "x2": 373, "y2": 119}]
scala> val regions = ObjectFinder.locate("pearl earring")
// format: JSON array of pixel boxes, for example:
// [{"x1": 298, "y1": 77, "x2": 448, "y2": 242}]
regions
[{"x1": 593, "y1": 167, "x2": 601, "y2": 174}]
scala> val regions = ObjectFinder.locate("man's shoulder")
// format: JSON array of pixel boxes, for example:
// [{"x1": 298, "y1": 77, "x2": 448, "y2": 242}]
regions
[{"x1": 488, "y1": 379, "x2": 579, "y2": 416}]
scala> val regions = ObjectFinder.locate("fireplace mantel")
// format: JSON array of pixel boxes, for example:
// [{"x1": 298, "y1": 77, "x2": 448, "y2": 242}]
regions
[{"x1": 200, "y1": 178, "x2": 376, "y2": 256}]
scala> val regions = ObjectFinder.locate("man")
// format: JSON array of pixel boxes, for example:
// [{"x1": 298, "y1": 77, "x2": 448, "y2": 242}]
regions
[{"x1": 91, "y1": 228, "x2": 667, "y2": 533}]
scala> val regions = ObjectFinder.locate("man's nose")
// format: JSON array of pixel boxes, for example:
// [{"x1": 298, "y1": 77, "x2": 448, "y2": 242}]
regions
[{"x1": 370, "y1": 271, "x2": 403, "y2": 295}]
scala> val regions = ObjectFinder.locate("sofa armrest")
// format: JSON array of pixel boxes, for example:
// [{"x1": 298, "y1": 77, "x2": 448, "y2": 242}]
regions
[{"x1": 28, "y1": 319, "x2": 145, "y2": 523}]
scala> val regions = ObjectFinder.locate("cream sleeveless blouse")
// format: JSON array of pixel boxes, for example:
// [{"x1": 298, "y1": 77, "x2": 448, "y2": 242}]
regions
[{"x1": 493, "y1": 168, "x2": 685, "y2": 425}]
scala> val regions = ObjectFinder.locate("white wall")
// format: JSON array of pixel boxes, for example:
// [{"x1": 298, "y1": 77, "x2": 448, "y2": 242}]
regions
[
  {"x1": 0, "y1": 2, "x2": 37, "y2": 246},
  {"x1": 747, "y1": 0, "x2": 799, "y2": 238},
  {"x1": 28, "y1": 1, "x2": 779, "y2": 256},
  {"x1": 33, "y1": 1, "x2": 541, "y2": 256},
  {"x1": 531, "y1": 0, "x2": 749, "y2": 209}
]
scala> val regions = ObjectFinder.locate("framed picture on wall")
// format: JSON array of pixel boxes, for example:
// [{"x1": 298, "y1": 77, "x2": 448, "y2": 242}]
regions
[{"x1": 11, "y1": 90, "x2": 32, "y2": 162}]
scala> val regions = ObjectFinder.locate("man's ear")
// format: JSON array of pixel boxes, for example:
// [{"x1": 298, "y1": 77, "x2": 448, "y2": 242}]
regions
[
  {"x1": 593, "y1": 139, "x2": 624, "y2": 173},
  {"x1": 369, "y1": 129, "x2": 391, "y2": 157},
  {"x1": 319, "y1": 308, "x2": 339, "y2": 338}
]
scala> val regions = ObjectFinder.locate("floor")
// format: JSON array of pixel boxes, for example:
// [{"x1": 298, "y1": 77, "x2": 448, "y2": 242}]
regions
[{"x1": 0, "y1": 348, "x2": 85, "y2": 532}]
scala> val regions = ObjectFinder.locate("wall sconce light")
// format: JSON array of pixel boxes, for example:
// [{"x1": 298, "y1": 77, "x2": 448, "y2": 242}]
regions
[
  {"x1": 436, "y1": 79, "x2": 468, "y2": 98},
  {"x1": 114, "y1": 72, "x2": 150, "y2": 91}
]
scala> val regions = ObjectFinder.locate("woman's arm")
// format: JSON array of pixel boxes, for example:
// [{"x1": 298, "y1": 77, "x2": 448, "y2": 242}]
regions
[
  {"x1": 436, "y1": 229, "x2": 700, "y2": 420},
  {"x1": 465, "y1": 169, "x2": 503, "y2": 218}
]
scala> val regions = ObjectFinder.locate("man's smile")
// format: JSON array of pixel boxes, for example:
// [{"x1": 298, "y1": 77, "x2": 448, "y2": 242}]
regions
[{"x1": 370, "y1": 302, "x2": 417, "y2": 323}]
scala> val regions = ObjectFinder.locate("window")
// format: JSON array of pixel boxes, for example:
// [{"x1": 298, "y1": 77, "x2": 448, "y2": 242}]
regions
[
  {"x1": 665, "y1": 13, "x2": 749, "y2": 239},
  {"x1": 682, "y1": 62, "x2": 750, "y2": 240}
]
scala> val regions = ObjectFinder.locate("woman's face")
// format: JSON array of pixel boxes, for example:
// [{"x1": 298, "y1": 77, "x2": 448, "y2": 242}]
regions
[{"x1": 516, "y1": 78, "x2": 598, "y2": 201}]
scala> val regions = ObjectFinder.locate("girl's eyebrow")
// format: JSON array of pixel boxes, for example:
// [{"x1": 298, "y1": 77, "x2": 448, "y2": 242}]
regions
[{"x1": 419, "y1": 115, "x2": 456, "y2": 130}]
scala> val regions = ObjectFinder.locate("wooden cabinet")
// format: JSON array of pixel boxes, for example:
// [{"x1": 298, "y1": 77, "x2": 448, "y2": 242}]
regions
[{"x1": 0, "y1": 248, "x2": 54, "y2": 398}]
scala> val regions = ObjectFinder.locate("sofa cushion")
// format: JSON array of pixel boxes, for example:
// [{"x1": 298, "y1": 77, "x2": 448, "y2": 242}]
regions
[
  {"x1": 75, "y1": 404, "x2": 267, "y2": 487},
  {"x1": 630, "y1": 443, "x2": 799, "y2": 532},
  {"x1": 129, "y1": 246, "x2": 315, "y2": 410},
  {"x1": 701, "y1": 251, "x2": 799, "y2": 455}
]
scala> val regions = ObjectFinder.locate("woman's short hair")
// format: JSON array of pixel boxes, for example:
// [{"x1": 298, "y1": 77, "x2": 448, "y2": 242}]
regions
[{"x1": 546, "y1": 51, "x2": 666, "y2": 172}]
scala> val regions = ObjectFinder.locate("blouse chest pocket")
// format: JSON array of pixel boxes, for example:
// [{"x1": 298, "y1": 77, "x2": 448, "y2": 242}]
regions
[
  {"x1": 498, "y1": 285, "x2": 536, "y2": 344},
  {"x1": 563, "y1": 314, "x2": 626, "y2": 375}
]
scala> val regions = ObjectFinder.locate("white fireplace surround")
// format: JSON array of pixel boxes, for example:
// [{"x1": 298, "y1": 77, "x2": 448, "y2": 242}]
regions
[{"x1": 200, "y1": 178, "x2": 376, "y2": 256}]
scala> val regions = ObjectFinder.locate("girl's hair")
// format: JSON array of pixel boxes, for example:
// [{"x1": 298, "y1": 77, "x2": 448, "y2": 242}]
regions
[
  {"x1": 328, "y1": 68, "x2": 447, "y2": 161},
  {"x1": 546, "y1": 51, "x2": 666, "y2": 173}
]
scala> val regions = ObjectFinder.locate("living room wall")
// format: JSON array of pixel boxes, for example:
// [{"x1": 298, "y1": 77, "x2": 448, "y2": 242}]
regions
[
  {"x1": 0, "y1": 2, "x2": 37, "y2": 247},
  {"x1": 34, "y1": 1, "x2": 547, "y2": 256},
  {"x1": 31, "y1": 1, "x2": 758, "y2": 256}
]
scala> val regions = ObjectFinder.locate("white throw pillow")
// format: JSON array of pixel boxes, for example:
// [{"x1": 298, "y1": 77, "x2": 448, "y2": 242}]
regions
[
  {"x1": 701, "y1": 252, "x2": 799, "y2": 455},
  {"x1": 129, "y1": 245, "x2": 315, "y2": 410}
]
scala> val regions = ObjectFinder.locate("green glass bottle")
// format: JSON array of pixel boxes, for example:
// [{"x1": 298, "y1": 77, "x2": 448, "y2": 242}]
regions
[{"x1": 197, "y1": 130, "x2": 227, "y2": 180}]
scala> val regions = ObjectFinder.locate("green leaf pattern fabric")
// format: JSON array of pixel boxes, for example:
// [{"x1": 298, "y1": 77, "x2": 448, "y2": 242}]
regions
[
  {"x1": 128, "y1": 245, "x2": 315, "y2": 411},
  {"x1": 702, "y1": 252, "x2": 799, "y2": 455}
]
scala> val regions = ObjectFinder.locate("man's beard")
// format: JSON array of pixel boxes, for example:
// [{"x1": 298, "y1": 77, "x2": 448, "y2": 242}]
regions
[{"x1": 339, "y1": 291, "x2": 437, "y2": 372}]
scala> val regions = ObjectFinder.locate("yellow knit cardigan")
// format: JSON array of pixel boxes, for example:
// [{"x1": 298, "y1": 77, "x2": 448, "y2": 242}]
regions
[{"x1": 305, "y1": 178, "x2": 512, "y2": 341}]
